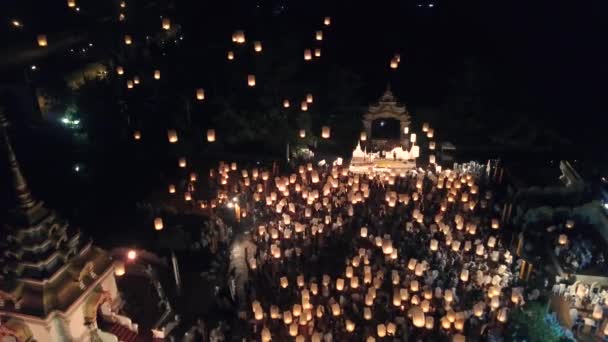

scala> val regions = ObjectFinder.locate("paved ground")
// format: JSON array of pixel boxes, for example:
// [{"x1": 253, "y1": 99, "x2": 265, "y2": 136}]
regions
[{"x1": 228, "y1": 232, "x2": 256, "y2": 303}]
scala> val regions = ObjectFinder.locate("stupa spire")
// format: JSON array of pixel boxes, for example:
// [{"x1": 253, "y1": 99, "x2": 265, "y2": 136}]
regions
[{"x1": 0, "y1": 109, "x2": 36, "y2": 211}]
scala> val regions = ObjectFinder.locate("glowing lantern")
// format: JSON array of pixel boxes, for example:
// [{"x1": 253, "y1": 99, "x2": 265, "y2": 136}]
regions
[
  {"x1": 360, "y1": 226, "x2": 368, "y2": 238},
  {"x1": 178, "y1": 157, "x2": 187, "y2": 168},
  {"x1": 322, "y1": 126, "x2": 330, "y2": 139},
  {"x1": 491, "y1": 218, "x2": 500, "y2": 229},
  {"x1": 558, "y1": 234, "x2": 568, "y2": 245},
  {"x1": 566, "y1": 219, "x2": 575, "y2": 229},
  {"x1": 324, "y1": 16, "x2": 331, "y2": 26},
  {"x1": 116, "y1": 66, "x2": 124, "y2": 75},
  {"x1": 444, "y1": 289, "x2": 453, "y2": 303},
  {"x1": 410, "y1": 280, "x2": 419, "y2": 292},
  {"x1": 184, "y1": 192, "x2": 191, "y2": 201},
  {"x1": 167, "y1": 129, "x2": 178, "y2": 143},
  {"x1": 124, "y1": 35, "x2": 132, "y2": 45},
  {"x1": 460, "y1": 269, "x2": 469, "y2": 282},
  {"x1": 247, "y1": 74, "x2": 256, "y2": 87},
  {"x1": 430, "y1": 239, "x2": 438, "y2": 251},
  {"x1": 254, "y1": 41, "x2": 262, "y2": 52},
  {"x1": 411, "y1": 306, "x2": 425, "y2": 328},
  {"x1": 410, "y1": 133, "x2": 417, "y2": 143},
  {"x1": 207, "y1": 129, "x2": 216, "y2": 142},
  {"x1": 306, "y1": 93, "x2": 314, "y2": 104},
  {"x1": 293, "y1": 304, "x2": 302, "y2": 317},
  {"x1": 289, "y1": 323, "x2": 298, "y2": 336},
  {"x1": 387, "y1": 322, "x2": 396, "y2": 336},
  {"x1": 168, "y1": 184, "x2": 176, "y2": 194},
  {"x1": 154, "y1": 217, "x2": 164, "y2": 230},
  {"x1": 429, "y1": 154, "x2": 436, "y2": 164},
  {"x1": 132, "y1": 130, "x2": 142, "y2": 141},
  {"x1": 336, "y1": 278, "x2": 345, "y2": 291},
  {"x1": 314, "y1": 48, "x2": 321, "y2": 57},
  {"x1": 227, "y1": 51, "x2": 234, "y2": 60},
  {"x1": 331, "y1": 303, "x2": 341, "y2": 316},
  {"x1": 133, "y1": 76, "x2": 140, "y2": 85},
  {"x1": 441, "y1": 317, "x2": 451, "y2": 329},
  {"x1": 233, "y1": 30, "x2": 245, "y2": 43},
  {"x1": 344, "y1": 319, "x2": 355, "y2": 332},
  {"x1": 126, "y1": 80, "x2": 134, "y2": 89},
  {"x1": 304, "y1": 49, "x2": 312, "y2": 61},
  {"x1": 283, "y1": 99, "x2": 290, "y2": 108},
  {"x1": 316, "y1": 30, "x2": 323, "y2": 41},
  {"x1": 152, "y1": 70, "x2": 161, "y2": 80},
  {"x1": 453, "y1": 334, "x2": 465, "y2": 342},
  {"x1": 162, "y1": 18, "x2": 171, "y2": 30},
  {"x1": 37, "y1": 34, "x2": 48, "y2": 47},
  {"x1": 68, "y1": 0, "x2": 76, "y2": 7},
  {"x1": 114, "y1": 261, "x2": 125, "y2": 276},
  {"x1": 196, "y1": 88, "x2": 205, "y2": 100},
  {"x1": 390, "y1": 58, "x2": 398, "y2": 69},
  {"x1": 261, "y1": 328, "x2": 271, "y2": 342},
  {"x1": 363, "y1": 307, "x2": 372, "y2": 320},
  {"x1": 427, "y1": 128, "x2": 434, "y2": 138},
  {"x1": 377, "y1": 324, "x2": 386, "y2": 337},
  {"x1": 301, "y1": 101, "x2": 308, "y2": 111}
]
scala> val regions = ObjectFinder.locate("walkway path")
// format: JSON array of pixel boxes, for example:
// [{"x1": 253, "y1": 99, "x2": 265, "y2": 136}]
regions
[{"x1": 228, "y1": 232, "x2": 256, "y2": 305}]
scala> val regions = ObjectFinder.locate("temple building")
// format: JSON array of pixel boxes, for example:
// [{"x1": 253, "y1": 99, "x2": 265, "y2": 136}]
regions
[
  {"x1": 0, "y1": 112, "x2": 137, "y2": 342},
  {"x1": 350, "y1": 88, "x2": 419, "y2": 174}
]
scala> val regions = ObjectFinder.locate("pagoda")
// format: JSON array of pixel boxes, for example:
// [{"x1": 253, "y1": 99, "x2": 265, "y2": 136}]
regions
[
  {"x1": 0, "y1": 111, "x2": 132, "y2": 341},
  {"x1": 362, "y1": 86, "x2": 411, "y2": 145}
]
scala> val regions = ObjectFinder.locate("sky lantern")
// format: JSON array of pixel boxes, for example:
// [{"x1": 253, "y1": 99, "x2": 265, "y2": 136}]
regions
[
  {"x1": 322, "y1": 126, "x2": 330, "y2": 139},
  {"x1": 324, "y1": 16, "x2": 331, "y2": 26},
  {"x1": 346, "y1": 320, "x2": 355, "y2": 332},
  {"x1": 178, "y1": 157, "x2": 187, "y2": 168},
  {"x1": 390, "y1": 58, "x2": 398, "y2": 69},
  {"x1": 254, "y1": 41, "x2": 262, "y2": 52},
  {"x1": 566, "y1": 219, "x2": 575, "y2": 229},
  {"x1": 126, "y1": 80, "x2": 134, "y2": 89},
  {"x1": 133, "y1": 130, "x2": 141, "y2": 140},
  {"x1": 377, "y1": 324, "x2": 386, "y2": 337},
  {"x1": 304, "y1": 49, "x2": 312, "y2": 61},
  {"x1": 299, "y1": 129, "x2": 306, "y2": 138},
  {"x1": 168, "y1": 184, "x2": 176, "y2": 194},
  {"x1": 206, "y1": 129, "x2": 216, "y2": 142},
  {"x1": 314, "y1": 48, "x2": 321, "y2": 57},
  {"x1": 429, "y1": 141, "x2": 436, "y2": 150},
  {"x1": 491, "y1": 218, "x2": 500, "y2": 229},
  {"x1": 410, "y1": 133, "x2": 417, "y2": 143},
  {"x1": 360, "y1": 131, "x2": 367, "y2": 141},
  {"x1": 133, "y1": 76, "x2": 140, "y2": 85},
  {"x1": 234, "y1": 30, "x2": 246, "y2": 43},
  {"x1": 154, "y1": 70, "x2": 161, "y2": 80},
  {"x1": 37, "y1": 34, "x2": 48, "y2": 47},
  {"x1": 227, "y1": 51, "x2": 234, "y2": 60},
  {"x1": 497, "y1": 308, "x2": 509, "y2": 323},
  {"x1": 124, "y1": 35, "x2": 133, "y2": 45},
  {"x1": 306, "y1": 93, "x2": 314, "y2": 104},
  {"x1": 315, "y1": 30, "x2": 324, "y2": 41},
  {"x1": 558, "y1": 234, "x2": 568, "y2": 245},
  {"x1": 116, "y1": 66, "x2": 124, "y2": 75},
  {"x1": 283, "y1": 99, "x2": 290, "y2": 108},
  {"x1": 154, "y1": 217, "x2": 164, "y2": 230},
  {"x1": 120, "y1": 1, "x2": 126, "y2": 8},
  {"x1": 247, "y1": 74, "x2": 256, "y2": 87},
  {"x1": 168, "y1": 129, "x2": 178, "y2": 143},
  {"x1": 67, "y1": 0, "x2": 76, "y2": 8},
  {"x1": 162, "y1": 18, "x2": 171, "y2": 30},
  {"x1": 196, "y1": 88, "x2": 205, "y2": 100},
  {"x1": 114, "y1": 261, "x2": 125, "y2": 276},
  {"x1": 300, "y1": 101, "x2": 308, "y2": 111}
]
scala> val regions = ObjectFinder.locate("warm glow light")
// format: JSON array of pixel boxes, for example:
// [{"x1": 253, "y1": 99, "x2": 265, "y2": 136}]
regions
[
  {"x1": 162, "y1": 18, "x2": 171, "y2": 30},
  {"x1": 196, "y1": 88, "x2": 205, "y2": 100},
  {"x1": 254, "y1": 41, "x2": 262, "y2": 52},
  {"x1": 124, "y1": 35, "x2": 133, "y2": 45},
  {"x1": 304, "y1": 49, "x2": 312, "y2": 61},
  {"x1": 37, "y1": 34, "x2": 48, "y2": 47},
  {"x1": 127, "y1": 250, "x2": 137, "y2": 260},
  {"x1": 247, "y1": 74, "x2": 256, "y2": 87},
  {"x1": 154, "y1": 70, "x2": 161, "y2": 80},
  {"x1": 227, "y1": 51, "x2": 234, "y2": 60},
  {"x1": 324, "y1": 16, "x2": 331, "y2": 26}
]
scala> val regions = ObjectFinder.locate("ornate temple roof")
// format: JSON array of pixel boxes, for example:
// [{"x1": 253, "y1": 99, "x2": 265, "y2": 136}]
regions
[
  {"x1": 0, "y1": 110, "x2": 113, "y2": 318},
  {"x1": 365, "y1": 86, "x2": 408, "y2": 116}
]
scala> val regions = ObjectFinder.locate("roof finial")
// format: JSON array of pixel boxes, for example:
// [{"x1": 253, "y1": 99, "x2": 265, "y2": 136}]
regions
[{"x1": 0, "y1": 109, "x2": 37, "y2": 211}]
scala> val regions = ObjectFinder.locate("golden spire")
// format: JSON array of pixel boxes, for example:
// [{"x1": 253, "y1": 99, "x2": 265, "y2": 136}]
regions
[{"x1": 0, "y1": 109, "x2": 36, "y2": 210}]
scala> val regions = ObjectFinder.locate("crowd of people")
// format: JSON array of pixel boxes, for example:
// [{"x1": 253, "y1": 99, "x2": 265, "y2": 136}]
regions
[{"x1": 199, "y1": 158, "x2": 534, "y2": 341}]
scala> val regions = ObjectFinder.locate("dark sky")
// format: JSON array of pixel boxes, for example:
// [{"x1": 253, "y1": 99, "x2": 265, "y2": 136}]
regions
[{"x1": 1, "y1": 0, "x2": 607, "y2": 147}]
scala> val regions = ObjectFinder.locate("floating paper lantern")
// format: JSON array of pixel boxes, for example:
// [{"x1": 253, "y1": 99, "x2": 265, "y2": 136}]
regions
[
  {"x1": 336, "y1": 278, "x2": 345, "y2": 291},
  {"x1": 178, "y1": 157, "x2": 187, "y2": 168},
  {"x1": 390, "y1": 58, "x2": 398, "y2": 69},
  {"x1": 124, "y1": 35, "x2": 132, "y2": 45},
  {"x1": 116, "y1": 66, "x2": 124, "y2": 75},
  {"x1": 233, "y1": 30, "x2": 245, "y2": 43},
  {"x1": 345, "y1": 319, "x2": 355, "y2": 332},
  {"x1": 558, "y1": 234, "x2": 568, "y2": 245},
  {"x1": 283, "y1": 99, "x2": 290, "y2": 108},
  {"x1": 387, "y1": 322, "x2": 396, "y2": 336},
  {"x1": 324, "y1": 16, "x2": 331, "y2": 26},
  {"x1": 227, "y1": 51, "x2": 234, "y2": 60},
  {"x1": 476, "y1": 244, "x2": 485, "y2": 256},
  {"x1": 363, "y1": 307, "x2": 372, "y2": 320},
  {"x1": 314, "y1": 48, "x2": 321, "y2": 57},
  {"x1": 460, "y1": 269, "x2": 469, "y2": 282},
  {"x1": 316, "y1": 30, "x2": 323, "y2": 41},
  {"x1": 247, "y1": 74, "x2": 256, "y2": 87},
  {"x1": 168, "y1": 184, "x2": 176, "y2": 194},
  {"x1": 114, "y1": 261, "x2": 125, "y2": 276},
  {"x1": 68, "y1": 0, "x2": 76, "y2": 8},
  {"x1": 410, "y1": 133, "x2": 417, "y2": 143},
  {"x1": 207, "y1": 129, "x2": 216, "y2": 142},
  {"x1": 37, "y1": 34, "x2": 48, "y2": 47},
  {"x1": 154, "y1": 217, "x2": 164, "y2": 230},
  {"x1": 377, "y1": 324, "x2": 386, "y2": 337},
  {"x1": 306, "y1": 93, "x2": 314, "y2": 104},
  {"x1": 261, "y1": 328, "x2": 271, "y2": 342},
  {"x1": 196, "y1": 88, "x2": 205, "y2": 100},
  {"x1": 410, "y1": 280, "x2": 419, "y2": 292},
  {"x1": 184, "y1": 191, "x2": 191, "y2": 201},
  {"x1": 322, "y1": 126, "x2": 330, "y2": 139},
  {"x1": 162, "y1": 18, "x2": 171, "y2": 30},
  {"x1": 304, "y1": 49, "x2": 312, "y2": 61},
  {"x1": 411, "y1": 307, "x2": 426, "y2": 328},
  {"x1": 566, "y1": 219, "x2": 575, "y2": 229},
  {"x1": 133, "y1": 76, "x2": 140, "y2": 85},
  {"x1": 360, "y1": 131, "x2": 367, "y2": 141},
  {"x1": 153, "y1": 69, "x2": 161, "y2": 80},
  {"x1": 429, "y1": 154, "x2": 436, "y2": 164},
  {"x1": 254, "y1": 41, "x2": 262, "y2": 52},
  {"x1": 133, "y1": 130, "x2": 141, "y2": 140},
  {"x1": 293, "y1": 304, "x2": 302, "y2": 317},
  {"x1": 168, "y1": 129, "x2": 178, "y2": 143},
  {"x1": 430, "y1": 239, "x2": 438, "y2": 251},
  {"x1": 331, "y1": 303, "x2": 341, "y2": 316},
  {"x1": 360, "y1": 226, "x2": 368, "y2": 238},
  {"x1": 126, "y1": 80, "x2": 134, "y2": 89},
  {"x1": 300, "y1": 101, "x2": 308, "y2": 111},
  {"x1": 289, "y1": 322, "x2": 298, "y2": 336}
]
